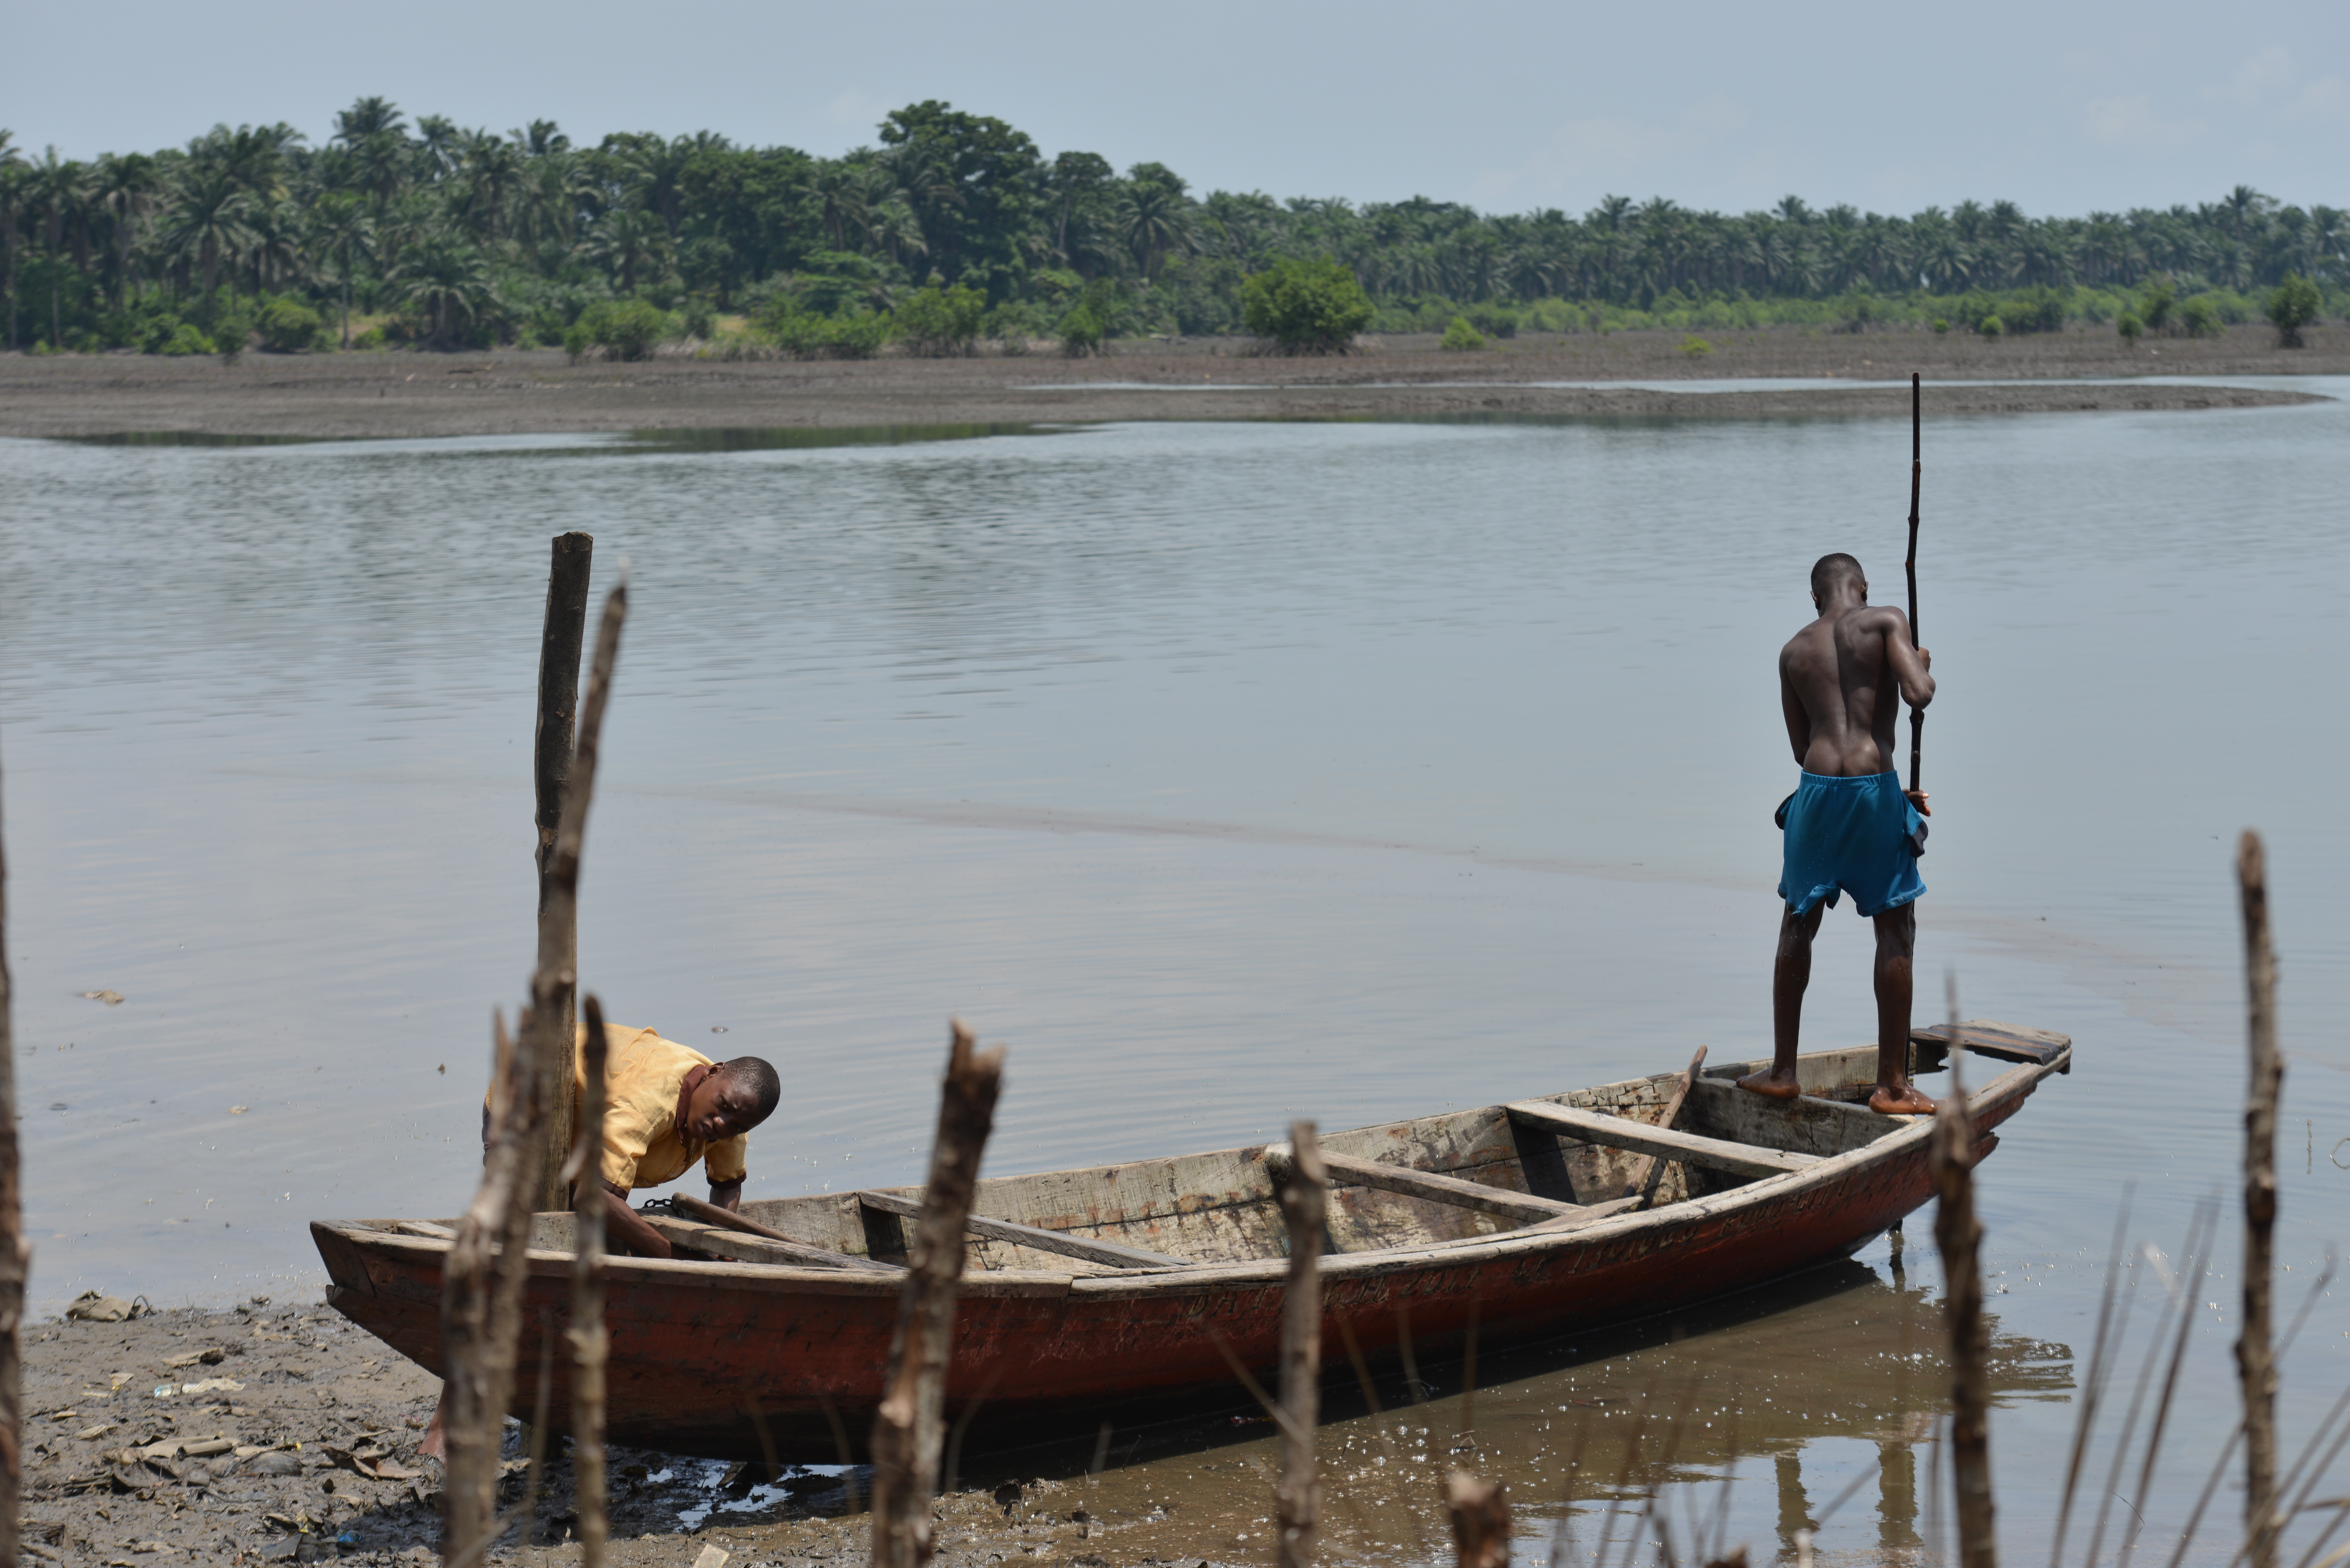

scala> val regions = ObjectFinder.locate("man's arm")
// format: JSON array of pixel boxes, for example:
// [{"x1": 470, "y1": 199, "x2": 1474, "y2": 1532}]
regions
[
  {"x1": 599, "y1": 1182, "x2": 675, "y2": 1260},
  {"x1": 707, "y1": 1177, "x2": 744, "y2": 1212},
  {"x1": 1883, "y1": 610, "x2": 1934, "y2": 710},
  {"x1": 1780, "y1": 652, "x2": 1813, "y2": 766}
]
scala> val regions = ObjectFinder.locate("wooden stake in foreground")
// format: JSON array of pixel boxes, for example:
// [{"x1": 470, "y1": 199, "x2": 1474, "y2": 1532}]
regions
[
  {"x1": 531, "y1": 531, "x2": 594, "y2": 1214},
  {"x1": 1444, "y1": 1471, "x2": 1509, "y2": 1568},
  {"x1": 0, "y1": 738, "x2": 25, "y2": 1568},
  {"x1": 2236, "y1": 830, "x2": 2281, "y2": 1568},
  {"x1": 871, "y1": 1021, "x2": 1006, "y2": 1568},
  {"x1": 1930, "y1": 976, "x2": 1995, "y2": 1568},
  {"x1": 565, "y1": 993, "x2": 614, "y2": 1568},
  {"x1": 444, "y1": 580, "x2": 626, "y2": 1565},
  {"x1": 1276, "y1": 1121, "x2": 1327, "y2": 1568}
]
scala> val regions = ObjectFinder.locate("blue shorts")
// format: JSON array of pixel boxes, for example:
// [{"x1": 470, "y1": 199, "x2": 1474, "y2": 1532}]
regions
[{"x1": 1778, "y1": 771, "x2": 1925, "y2": 917}]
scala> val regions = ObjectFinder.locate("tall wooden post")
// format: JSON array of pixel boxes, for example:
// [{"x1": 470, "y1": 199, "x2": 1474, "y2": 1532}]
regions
[
  {"x1": 871, "y1": 1022, "x2": 1005, "y2": 1568},
  {"x1": 2236, "y1": 831, "x2": 2281, "y2": 1568},
  {"x1": 0, "y1": 739, "x2": 25, "y2": 1567},
  {"x1": 1276, "y1": 1121, "x2": 1327, "y2": 1568},
  {"x1": 567, "y1": 994, "x2": 614, "y2": 1568},
  {"x1": 532, "y1": 531, "x2": 594, "y2": 1214},
  {"x1": 1931, "y1": 981, "x2": 1995, "y2": 1568}
]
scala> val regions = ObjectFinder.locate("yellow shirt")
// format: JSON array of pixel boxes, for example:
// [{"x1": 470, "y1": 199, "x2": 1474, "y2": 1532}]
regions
[
  {"x1": 485, "y1": 1024, "x2": 751, "y2": 1193},
  {"x1": 580, "y1": 1024, "x2": 750, "y2": 1193}
]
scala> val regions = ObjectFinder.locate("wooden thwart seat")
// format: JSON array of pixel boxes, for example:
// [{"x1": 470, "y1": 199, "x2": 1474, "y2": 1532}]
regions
[
  {"x1": 648, "y1": 1211, "x2": 903, "y2": 1272},
  {"x1": 854, "y1": 1189, "x2": 1190, "y2": 1270},
  {"x1": 1505, "y1": 1100, "x2": 1822, "y2": 1180},
  {"x1": 1312, "y1": 1148, "x2": 1596, "y2": 1226}
]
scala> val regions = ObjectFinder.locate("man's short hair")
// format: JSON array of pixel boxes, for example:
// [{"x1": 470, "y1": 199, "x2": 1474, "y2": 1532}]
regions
[
  {"x1": 1811, "y1": 553, "x2": 1866, "y2": 599},
  {"x1": 718, "y1": 1057, "x2": 783, "y2": 1127}
]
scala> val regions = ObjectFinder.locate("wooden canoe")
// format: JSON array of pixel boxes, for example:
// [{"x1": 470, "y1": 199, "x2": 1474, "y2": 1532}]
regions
[{"x1": 313, "y1": 1024, "x2": 2068, "y2": 1463}]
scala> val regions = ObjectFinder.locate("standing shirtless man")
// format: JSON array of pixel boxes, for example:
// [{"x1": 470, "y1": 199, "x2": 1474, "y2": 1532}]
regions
[{"x1": 1738, "y1": 552, "x2": 1938, "y2": 1115}]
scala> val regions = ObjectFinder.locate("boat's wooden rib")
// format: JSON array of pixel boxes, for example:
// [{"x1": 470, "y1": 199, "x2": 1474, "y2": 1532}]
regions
[
  {"x1": 1279, "y1": 1143, "x2": 1590, "y2": 1225},
  {"x1": 644, "y1": 1214, "x2": 903, "y2": 1271},
  {"x1": 855, "y1": 1189, "x2": 1191, "y2": 1270},
  {"x1": 669, "y1": 1194, "x2": 904, "y2": 1272},
  {"x1": 1505, "y1": 1100, "x2": 1822, "y2": 1179},
  {"x1": 393, "y1": 1220, "x2": 458, "y2": 1240}
]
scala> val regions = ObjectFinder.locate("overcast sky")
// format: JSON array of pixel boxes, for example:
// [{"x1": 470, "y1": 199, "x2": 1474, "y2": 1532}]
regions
[{"x1": 9, "y1": 0, "x2": 2344, "y2": 219}]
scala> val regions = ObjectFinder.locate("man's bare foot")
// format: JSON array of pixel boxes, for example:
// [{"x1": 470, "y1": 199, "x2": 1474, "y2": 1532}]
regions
[
  {"x1": 1736, "y1": 1066, "x2": 1802, "y2": 1100},
  {"x1": 1869, "y1": 1083, "x2": 1938, "y2": 1116}
]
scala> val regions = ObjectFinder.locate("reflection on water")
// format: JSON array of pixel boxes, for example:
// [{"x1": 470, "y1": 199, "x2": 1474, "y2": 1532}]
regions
[{"x1": 957, "y1": 1255, "x2": 2072, "y2": 1564}]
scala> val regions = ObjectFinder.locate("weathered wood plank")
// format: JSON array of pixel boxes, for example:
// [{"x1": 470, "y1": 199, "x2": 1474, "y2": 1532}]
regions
[
  {"x1": 644, "y1": 1213, "x2": 902, "y2": 1273},
  {"x1": 1281, "y1": 1144, "x2": 1586, "y2": 1224},
  {"x1": 855, "y1": 1189, "x2": 1191, "y2": 1270},
  {"x1": 1910, "y1": 1018, "x2": 2071, "y2": 1067},
  {"x1": 1504, "y1": 1101, "x2": 1821, "y2": 1179},
  {"x1": 1683, "y1": 1079, "x2": 1907, "y2": 1161}
]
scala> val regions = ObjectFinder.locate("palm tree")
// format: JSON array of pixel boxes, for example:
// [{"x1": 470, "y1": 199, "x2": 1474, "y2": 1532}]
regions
[
  {"x1": 389, "y1": 235, "x2": 495, "y2": 347},
  {"x1": 92, "y1": 152, "x2": 163, "y2": 308},
  {"x1": 28, "y1": 148, "x2": 91, "y2": 347},
  {"x1": 307, "y1": 194, "x2": 374, "y2": 347},
  {"x1": 158, "y1": 162, "x2": 258, "y2": 297},
  {"x1": 584, "y1": 206, "x2": 668, "y2": 292},
  {"x1": 334, "y1": 97, "x2": 406, "y2": 144},
  {"x1": 0, "y1": 132, "x2": 24, "y2": 349},
  {"x1": 1118, "y1": 176, "x2": 1193, "y2": 283}
]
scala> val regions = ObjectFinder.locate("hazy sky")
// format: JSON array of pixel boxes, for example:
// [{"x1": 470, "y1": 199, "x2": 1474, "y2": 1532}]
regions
[{"x1": 9, "y1": 0, "x2": 2344, "y2": 218}]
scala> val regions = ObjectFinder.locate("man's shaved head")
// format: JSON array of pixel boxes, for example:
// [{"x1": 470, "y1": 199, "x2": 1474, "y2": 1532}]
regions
[
  {"x1": 1811, "y1": 553, "x2": 1866, "y2": 600},
  {"x1": 717, "y1": 1057, "x2": 782, "y2": 1127}
]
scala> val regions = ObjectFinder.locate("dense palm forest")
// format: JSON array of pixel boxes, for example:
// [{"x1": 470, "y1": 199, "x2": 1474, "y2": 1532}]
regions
[{"x1": 1, "y1": 98, "x2": 2341, "y2": 356}]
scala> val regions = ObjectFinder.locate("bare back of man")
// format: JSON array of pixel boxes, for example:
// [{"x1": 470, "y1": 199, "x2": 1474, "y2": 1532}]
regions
[{"x1": 1737, "y1": 552, "x2": 1938, "y2": 1116}]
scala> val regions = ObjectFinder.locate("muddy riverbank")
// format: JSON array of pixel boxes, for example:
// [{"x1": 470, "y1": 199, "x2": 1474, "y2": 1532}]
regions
[{"x1": 0, "y1": 323, "x2": 2332, "y2": 440}]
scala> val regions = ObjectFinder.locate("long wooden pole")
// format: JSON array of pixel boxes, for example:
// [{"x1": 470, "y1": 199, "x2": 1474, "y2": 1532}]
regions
[
  {"x1": 1932, "y1": 977, "x2": 1995, "y2": 1568},
  {"x1": 1276, "y1": 1120, "x2": 1327, "y2": 1568},
  {"x1": 566, "y1": 993, "x2": 613, "y2": 1568},
  {"x1": 1905, "y1": 372, "x2": 1924, "y2": 795},
  {"x1": 532, "y1": 531, "x2": 594, "y2": 1214},
  {"x1": 2236, "y1": 831, "x2": 2281, "y2": 1568},
  {"x1": 871, "y1": 1021, "x2": 1005, "y2": 1568},
  {"x1": 0, "y1": 737, "x2": 24, "y2": 1568},
  {"x1": 1444, "y1": 1472, "x2": 1510, "y2": 1568}
]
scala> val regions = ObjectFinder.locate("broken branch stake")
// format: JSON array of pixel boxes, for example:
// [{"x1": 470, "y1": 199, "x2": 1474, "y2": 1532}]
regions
[
  {"x1": 1445, "y1": 1471, "x2": 1510, "y2": 1568},
  {"x1": 566, "y1": 993, "x2": 613, "y2": 1568},
  {"x1": 1931, "y1": 974, "x2": 1995, "y2": 1568},
  {"x1": 870, "y1": 1021, "x2": 1006, "y2": 1568},
  {"x1": 531, "y1": 531, "x2": 594, "y2": 1214},
  {"x1": 2237, "y1": 830, "x2": 2281, "y2": 1568},
  {"x1": 0, "y1": 735, "x2": 24, "y2": 1567},
  {"x1": 1277, "y1": 1120, "x2": 1327, "y2": 1568}
]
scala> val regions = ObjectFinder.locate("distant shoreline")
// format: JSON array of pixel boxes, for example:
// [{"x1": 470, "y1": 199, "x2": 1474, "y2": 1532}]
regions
[{"x1": 0, "y1": 324, "x2": 2334, "y2": 441}]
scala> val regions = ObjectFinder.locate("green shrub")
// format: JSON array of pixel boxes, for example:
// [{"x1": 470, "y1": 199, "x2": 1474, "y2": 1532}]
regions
[
  {"x1": 2140, "y1": 280, "x2": 2175, "y2": 333},
  {"x1": 1466, "y1": 303, "x2": 1519, "y2": 339},
  {"x1": 1931, "y1": 318, "x2": 1949, "y2": 335},
  {"x1": 256, "y1": 297, "x2": 324, "y2": 353},
  {"x1": 893, "y1": 283, "x2": 987, "y2": 358},
  {"x1": 563, "y1": 321, "x2": 593, "y2": 362},
  {"x1": 352, "y1": 324, "x2": 388, "y2": 351},
  {"x1": 1058, "y1": 305, "x2": 1105, "y2": 357},
  {"x1": 1978, "y1": 316, "x2": 2004, "y2": 340},
  {"x1": 1679, "y1": 334, "x2": 1713, "y2": 358},
  {"x1": 2266, "y1": 273, "x2": 2322, "y2": 348},
  {"x1": 763, "y1": 306, "x2": 888, "y2": 360},
  {"x1": 1441, "y1": 316, "x2": 1486, "y2": 351},
  {"x1": 2180, "y1": 297, "x2": 2220, "y2": 338},
  {"x1": 153, "y1": 322, "x2": 215, "y2": 357},
  {"x1": 678, "y1": 295, "x2": 718, "y2": 342},
  {"x1": 1240, "y1": 257, "x2": 1374, "y2": 354},
  {"x1": 2117, "y1": 313, "x2": 2144, "y2": 344},
  {"x1": 579, "y1": 298, "x2": 672, "y2": 361}
]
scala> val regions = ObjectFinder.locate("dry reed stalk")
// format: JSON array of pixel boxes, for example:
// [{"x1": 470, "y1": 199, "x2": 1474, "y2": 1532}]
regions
[
  {"x1": 1277, "y1": 1120, "x2": 1327, "y2": 1568},
  {"x1": 870, "y1": 1021, "x2": 1005, "y2": 1568},
  {"x1": 0, "y1": 742, "x2": 22, "y2": 1566},
  {"x1": 2238, "y1": 830, "x2": 2282, "y2": 1568},
  {"x1": 530, "y1": 531, "x2": 594, "y2": 1213},
  {"x1": 1446, "y1": 1471, "x2": 1510, "y2": 1568},
  {"x1": 565, "y1": 992, "x2": 613, "y2": 1568},
  {"x1": 1931, "y1": 976, "x2": 1995, "y2": 1568}
]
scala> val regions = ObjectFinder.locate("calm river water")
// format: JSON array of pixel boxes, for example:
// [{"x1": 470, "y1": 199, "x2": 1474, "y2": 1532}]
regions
[{"x1": 3, "y1": 382, "x2": 2345, "y2": 1561}]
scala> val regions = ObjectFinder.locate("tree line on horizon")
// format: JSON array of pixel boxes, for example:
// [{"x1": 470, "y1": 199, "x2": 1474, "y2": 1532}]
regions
[{"x1": 0, "y1": 98, "x2": 2341, "y2": 356}]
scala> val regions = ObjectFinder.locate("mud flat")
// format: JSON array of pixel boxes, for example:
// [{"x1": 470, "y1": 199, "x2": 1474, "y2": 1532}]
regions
[{"x1": 0, "y1": 323, "x2": 2332, "y2": 441}]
